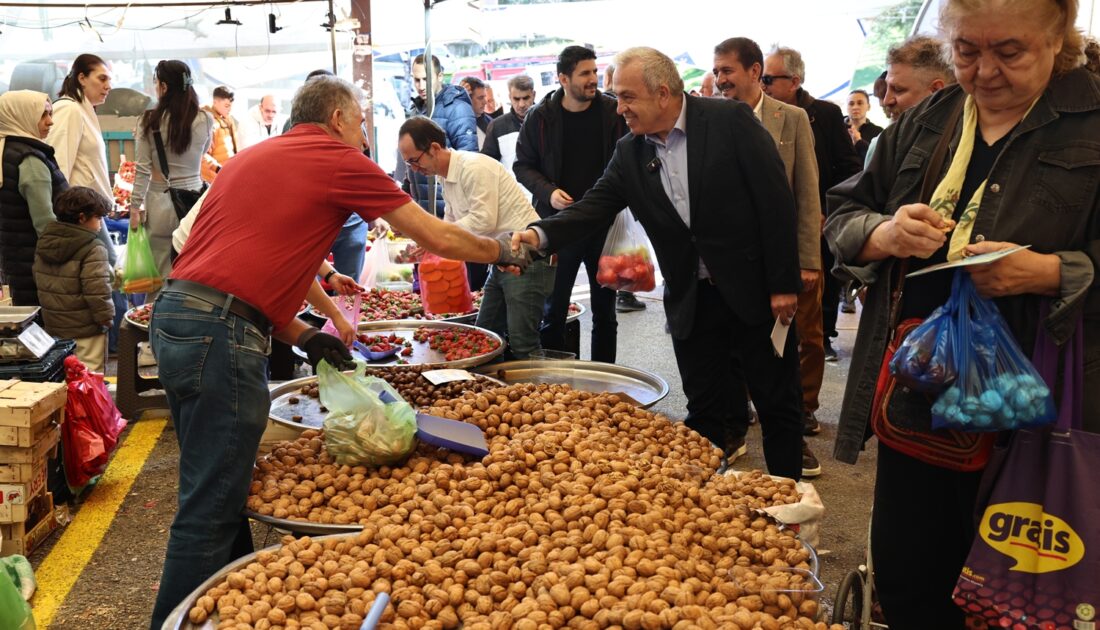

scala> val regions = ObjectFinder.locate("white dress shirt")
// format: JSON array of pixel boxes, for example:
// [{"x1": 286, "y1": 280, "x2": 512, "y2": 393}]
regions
[{"x1": 442, "y1": 150, "x2": 540, "y2": 237}]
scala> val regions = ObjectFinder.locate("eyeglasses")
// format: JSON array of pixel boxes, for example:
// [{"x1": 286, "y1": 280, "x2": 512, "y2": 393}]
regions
[
  {"x1": 761, "y1": 74, "x2": 793, "y2": 86},
  {"x1": 404, "y1": 150, "x2": 427, "y2": 167}
]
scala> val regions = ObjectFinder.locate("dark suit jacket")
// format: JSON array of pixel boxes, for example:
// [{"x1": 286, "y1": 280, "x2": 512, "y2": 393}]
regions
[{"x1": 534, "y1": 95, "x2": 801, "y2": 340}]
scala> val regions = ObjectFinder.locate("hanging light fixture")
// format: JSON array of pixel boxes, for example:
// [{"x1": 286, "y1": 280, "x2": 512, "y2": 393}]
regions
[{"x1": 217, "y1": 7, "x2": 242, "y2": 26}]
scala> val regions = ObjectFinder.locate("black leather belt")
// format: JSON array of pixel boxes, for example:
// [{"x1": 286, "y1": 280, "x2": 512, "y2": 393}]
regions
[{"x1": 163, "y1": 278, "x2": 272, "y2": 334}]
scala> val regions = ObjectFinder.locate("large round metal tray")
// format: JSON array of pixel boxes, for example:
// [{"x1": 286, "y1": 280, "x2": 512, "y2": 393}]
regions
[
  {"x1": 244, "y1": 508, "x2": 362, "y2": 535},
  {"x1": 268, "y1": 369, "x2": 506, "y2": 431},
  {"x1": 446, "y1": 301, "x2": 587, "y2": 325},
  {"x1": 473, "y1": 359, "x2": 669, "y2": 408},
  {"x1": 163, "y1": 532, "x2": 355, "y2": 630},
  {"x1": 291, "y1": 319, "x2": 505, "y2": 367},
  {"x1": 163, "y1": 531, "x2": 820, "y2": 629}
]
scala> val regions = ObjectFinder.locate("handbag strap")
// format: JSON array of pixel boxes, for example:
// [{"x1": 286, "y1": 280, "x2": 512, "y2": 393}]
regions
[
  {"x1": 151, "y1": 127, "x2": 173, "y2": 187},
  {"x1": 886, "y1": 95, "x2": 967, "y2": 332},
  {"x1": 1033, "y1": 302, "x2": 1083, "y2": 431}
]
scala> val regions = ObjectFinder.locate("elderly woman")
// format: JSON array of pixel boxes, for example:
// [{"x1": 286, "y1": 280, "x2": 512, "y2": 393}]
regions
[
  {"x1": 0, "y1": 91, "x2": 67, "y2": 306},
  {"x1": 826, "y1": 0, "x2": 1098, "y2": 627}
]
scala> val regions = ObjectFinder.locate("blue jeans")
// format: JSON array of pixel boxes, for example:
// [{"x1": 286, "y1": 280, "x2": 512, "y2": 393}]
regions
[
  {"x1": 476, "y1": 259, "x2": 555, "y2": 359},
  {"x1": 330, "y1": 218, "x2": 368, "y2": 280},
  {"x1": 148, "y1": 290, "x2": 271, "y2": 629}
]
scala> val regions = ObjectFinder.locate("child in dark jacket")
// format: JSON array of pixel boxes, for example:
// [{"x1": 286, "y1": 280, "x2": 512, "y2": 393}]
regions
[{"x1": 33, "y1": 186, "x2": 114, "y2": 372}]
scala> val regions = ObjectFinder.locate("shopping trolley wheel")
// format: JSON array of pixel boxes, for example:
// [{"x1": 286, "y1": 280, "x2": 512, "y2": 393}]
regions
[{"x1": 832, "y1": 568, "x2": 865, "y2": 629}]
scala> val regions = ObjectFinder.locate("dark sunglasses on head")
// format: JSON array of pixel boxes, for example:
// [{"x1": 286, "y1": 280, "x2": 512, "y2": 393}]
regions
[{"x1": 761, "y1": 74, "x2": 793, "y2": 86}]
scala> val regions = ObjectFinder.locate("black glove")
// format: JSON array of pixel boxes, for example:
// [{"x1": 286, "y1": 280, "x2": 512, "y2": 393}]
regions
[
  {"x1": 494, "y1": 233, "x2": 534, "y2": 271},
  {"x1": 298, "y1": 328, "x2": 354, "y2": 370}
]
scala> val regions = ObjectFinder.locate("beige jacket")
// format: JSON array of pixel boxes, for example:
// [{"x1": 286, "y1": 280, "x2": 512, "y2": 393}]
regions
[{"x1": 756, "y1": 93, "x2": 822, "y2": 271}]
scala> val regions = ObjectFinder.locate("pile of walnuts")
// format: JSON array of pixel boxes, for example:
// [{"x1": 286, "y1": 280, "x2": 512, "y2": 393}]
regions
[{"x1": 224, "y1": 384, "x2": 841, "y2": 630}]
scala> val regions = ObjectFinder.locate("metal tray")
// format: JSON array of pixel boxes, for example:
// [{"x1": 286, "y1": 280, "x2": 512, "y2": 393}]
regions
[
  {"x1": 163, "y1": 530, "x2": 820, "y2": 629},
  {"x1": 163, "y1": 532, "x2": 359, "y2": 630},
  {"x1": 123, "y1": 303, "x2": 153, "y2": 331},
  {"x1": 473, "y1": 359, "x2": 669, "y2": 408},
  {"x1": 268, "y1": 369, "x2": 506, "y2": 431},
  {"x1": 244, "y1": 509, "x2": 362, "y2": 535},
  {"x1": 292, "y1": 319, "x2": 505, "y2": 369},
  {"x1": 0, "y1": 306, "x2": 40, "y2": 334},
  {"x1": 446, "y1": 301, "x2": 586, "y2": 325}
]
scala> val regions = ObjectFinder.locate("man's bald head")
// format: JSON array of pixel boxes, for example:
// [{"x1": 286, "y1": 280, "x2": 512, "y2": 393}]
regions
[{"x1": 259, "y1": 95, "x2": 278, "y2": 124}]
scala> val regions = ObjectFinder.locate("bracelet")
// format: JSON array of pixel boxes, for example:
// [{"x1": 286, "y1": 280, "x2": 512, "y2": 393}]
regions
[{"x1": 323, "y1": 269, "x2": 337, "y2": 283}]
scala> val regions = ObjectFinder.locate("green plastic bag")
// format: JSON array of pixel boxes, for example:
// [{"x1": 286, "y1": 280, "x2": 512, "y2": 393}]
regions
[
  {"x1": 0, "y1": 556, "x2": 36, "y2": 601},
  {"x1": 122, "y1": 223, "x2": 162, "y2": 294},
  {"x1": 0, "y1": 567, "x2": 34, "y2": 629},
  {"x1": 317, "y1": 360, "x2": 417, "y2": 466}
]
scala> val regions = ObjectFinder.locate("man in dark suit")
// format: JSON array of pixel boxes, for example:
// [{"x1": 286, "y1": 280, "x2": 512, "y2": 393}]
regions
[{"x1": 512, "y1": 47, "x2": 806, "y2": 480}]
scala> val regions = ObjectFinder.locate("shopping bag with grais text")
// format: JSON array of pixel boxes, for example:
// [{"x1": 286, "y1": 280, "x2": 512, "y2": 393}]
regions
[{"x1": 953, "y1": 306, "x2": 1100, "y2": 629}]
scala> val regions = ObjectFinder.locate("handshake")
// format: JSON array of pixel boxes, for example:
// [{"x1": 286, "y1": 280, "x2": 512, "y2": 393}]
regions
[{"x1": 493, "y1": 231, "x2": 541, "y2": 273}]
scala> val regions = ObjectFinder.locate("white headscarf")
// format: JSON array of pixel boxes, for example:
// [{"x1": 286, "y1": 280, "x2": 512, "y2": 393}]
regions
[{"x1": 0, "y1": 90, "x2": 50, "y2": 187}]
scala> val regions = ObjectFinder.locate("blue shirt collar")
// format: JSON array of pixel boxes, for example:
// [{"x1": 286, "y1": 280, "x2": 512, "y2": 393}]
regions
[{"x1": 644, "y1": 96, "x2": 688, "y2": 146}]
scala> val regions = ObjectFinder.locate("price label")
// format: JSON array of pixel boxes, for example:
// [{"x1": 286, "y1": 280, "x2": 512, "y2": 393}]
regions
[
  {"x1": 17, "y1": 323, "x2": 54, "y2": 359},
  {"x1": 421, "y1": 369, "x2": 475, "y2": 385}
]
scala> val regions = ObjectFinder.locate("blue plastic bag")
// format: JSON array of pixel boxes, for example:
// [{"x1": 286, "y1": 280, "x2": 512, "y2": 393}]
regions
[
  {"x1": 889, "y1": 299, "x2": 957, "y2": 393},
  {"x1": 931, "y1": 272, "x2": 1055, "y2": 431}
]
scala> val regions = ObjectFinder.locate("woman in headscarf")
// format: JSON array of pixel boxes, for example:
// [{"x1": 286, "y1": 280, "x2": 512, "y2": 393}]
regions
[
  {"x1": 130, "y1": 60, "x2": 212, "y2": 281},
  {"x1": 0, "y1": 91, "x2": 68, "y2": 306},
  {"x1": 46, "y1": 53, "x2": 118, "y2": 270}
]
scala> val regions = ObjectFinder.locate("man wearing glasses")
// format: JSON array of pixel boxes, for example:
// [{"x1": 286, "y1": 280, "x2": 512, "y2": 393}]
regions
[
  {"x1": 763, "y1": 46, "x2": 862, "y2": 473},
  {"x1": 398, "y1": 116, "x2": 555, "y2": 359}
]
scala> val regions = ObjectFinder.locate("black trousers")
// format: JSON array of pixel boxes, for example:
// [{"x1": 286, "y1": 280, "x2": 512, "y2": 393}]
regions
[
  {"x1": 671, "y1": 282, "x2": 804, "y2": 479},
  {"x1": 822, "y1": 236, "x2": 840, "y2": 339},
  {"x1": 466, "y1": 262, "x2": 489, "y2": 292},
  {"x1": 541, "y1": 232, "x2": 617, "y2": 362},
  {"x1": 871, "y1": 443, "x2": 984, "y2": 630}
]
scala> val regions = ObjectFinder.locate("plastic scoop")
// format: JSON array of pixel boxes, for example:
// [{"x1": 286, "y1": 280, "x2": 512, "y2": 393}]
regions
[
  {"x1": 377, "y1": 389, "x2": 489, "y2": 457},
  {"x1": 353, "y1": 340, "x2": 401, "y2": 362},
  {"x1": 360, "y1": 592, "x2": 389, "y2": 630}
]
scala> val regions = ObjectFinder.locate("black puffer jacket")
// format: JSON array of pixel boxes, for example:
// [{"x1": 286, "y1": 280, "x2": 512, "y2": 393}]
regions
[
  {"x1": 33, "y1": 221, "x2": 113, "y2": 338},
  {"x1": 0, "y1": 137, "x2": 67, "y2": 305}
]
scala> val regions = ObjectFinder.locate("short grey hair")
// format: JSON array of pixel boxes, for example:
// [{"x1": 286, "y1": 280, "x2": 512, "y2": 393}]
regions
[
  {"x1": 613, "y1": 47, "x2": 684, "y2": 94},
  {"x1": 507, "y1": 74, "x2": 534, "y2": 92},
  {"x1": 290, "y1": 76, "x2": 362, "y2": 127},
  {"x1": 768, "y1": 45, "x2": 806, "y2": 81},
  {"x1": 887, "y1": 36, "x2": 956, "y2": 85}
]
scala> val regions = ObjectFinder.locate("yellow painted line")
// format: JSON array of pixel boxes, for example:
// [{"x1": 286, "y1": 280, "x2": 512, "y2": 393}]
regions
[{"x1": 31, "y1": 418, "x2": 168, "y2": 627}]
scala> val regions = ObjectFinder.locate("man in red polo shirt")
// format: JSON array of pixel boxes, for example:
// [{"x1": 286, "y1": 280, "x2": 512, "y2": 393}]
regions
[{"x1": 149, "y1": 76, "x2": 529, "y2": 628}]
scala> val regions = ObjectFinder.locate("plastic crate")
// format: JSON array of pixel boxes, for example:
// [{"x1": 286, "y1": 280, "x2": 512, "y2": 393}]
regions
[{"x1": 0, "y1": 339, "x2": 75, "y2": 383}]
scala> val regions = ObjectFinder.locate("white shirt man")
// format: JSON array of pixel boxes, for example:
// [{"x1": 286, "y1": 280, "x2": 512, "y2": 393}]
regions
[
  {"x1": 240, "y1": 95, "x2": 285, "y2": 148},
  {"x1": 398, "y1": 116, "x2": 555, "y2": 359}
]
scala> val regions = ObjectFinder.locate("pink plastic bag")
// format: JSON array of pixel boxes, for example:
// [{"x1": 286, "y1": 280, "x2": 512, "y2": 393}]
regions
[{"x1": 321, "y1": 292, "x2": 363, "y2": 345}]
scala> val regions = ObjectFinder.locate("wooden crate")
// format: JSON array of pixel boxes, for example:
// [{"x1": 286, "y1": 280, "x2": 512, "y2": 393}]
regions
[
  {"x1": 0, "y1": 407, "x2": 62, "y2": 448},
  {"x1": 0, "y1": 423, "x2": 59, "y2": 464},
  {"x1": 0, "y1": 492, "x2": 64, "y2": 557},
  {"x1": 0, "y1": 460, "x2": 46, "y2": 523},
  {"x1": 0, "y1": 380, "x2": 67, "y2": 429}
]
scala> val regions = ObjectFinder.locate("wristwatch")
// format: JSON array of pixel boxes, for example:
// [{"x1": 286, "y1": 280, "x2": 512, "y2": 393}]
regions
[{"x1": 323, "y1": 269, "x2": 337, "y2": 283}]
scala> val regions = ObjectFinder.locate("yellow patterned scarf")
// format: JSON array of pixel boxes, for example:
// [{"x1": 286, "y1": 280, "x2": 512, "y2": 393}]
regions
[{"x1": 928, "y1": 94, "x2": 1039, "y2": 261}]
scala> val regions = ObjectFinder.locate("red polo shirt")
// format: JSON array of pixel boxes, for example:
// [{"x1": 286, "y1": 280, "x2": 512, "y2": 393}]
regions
[{"x1": 171, "y1": 125, "x2": 410, "y2": 331}]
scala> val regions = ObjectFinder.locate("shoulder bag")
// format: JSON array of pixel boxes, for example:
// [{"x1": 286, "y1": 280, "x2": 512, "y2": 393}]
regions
[
  {"x1": 869, "y1": 97, "x2": 996, "y2": 471},
  {"x1": 152, "y1": 126, "x2": 207, "y2": 221}
]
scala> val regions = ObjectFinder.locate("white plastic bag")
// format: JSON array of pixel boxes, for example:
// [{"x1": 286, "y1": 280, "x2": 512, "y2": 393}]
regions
[{"x1": 596, "y1": 210, "x2": 656, "y2": 292}]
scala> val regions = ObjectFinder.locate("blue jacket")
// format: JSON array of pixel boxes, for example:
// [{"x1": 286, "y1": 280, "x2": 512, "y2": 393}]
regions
[{"x1": 404, "y1": 84, "x2": 477, "y2": 216}]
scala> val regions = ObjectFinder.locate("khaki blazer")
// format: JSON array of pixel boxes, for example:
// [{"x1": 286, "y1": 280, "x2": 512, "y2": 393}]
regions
[{"x1": 758, "y1": 93, "x2": 822, "y2": 270}]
